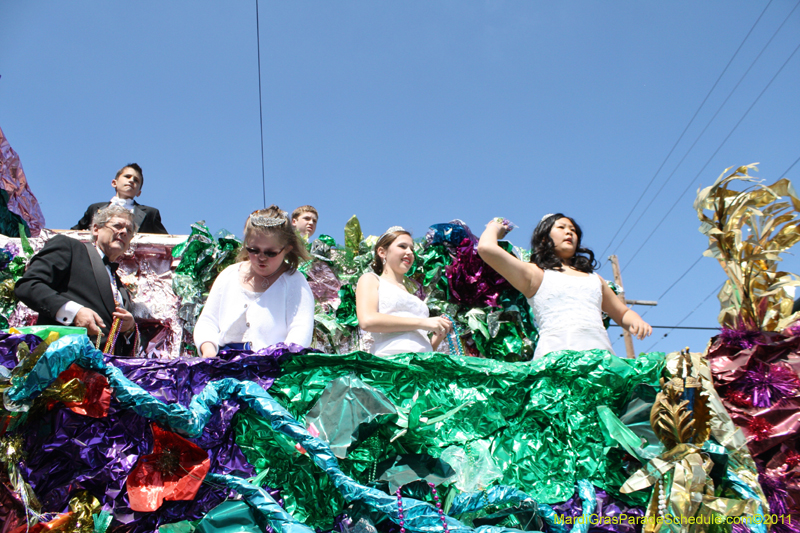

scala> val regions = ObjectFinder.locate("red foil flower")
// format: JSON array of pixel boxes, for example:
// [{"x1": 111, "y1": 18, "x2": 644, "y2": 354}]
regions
[
  {"x1": 126, "y1": 424, "x2": 210, "y2": 512},
  {"x1": 58, "y1": 363, "x2": 112, "y2": 418},
  {"x1": 724, "y1": 389, "x2": 753, "y2": 408},
  {"x1": 785, "y1": 451, "x2": 800, "y2": 469},
  {"x1": 747, "y1": 417, "x2": 775, "y2": 442}
]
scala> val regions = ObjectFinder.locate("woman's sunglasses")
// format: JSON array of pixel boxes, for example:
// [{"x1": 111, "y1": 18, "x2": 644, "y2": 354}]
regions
[{"x1": 245, "y1": 245, "x2": 286, "y2": 258}]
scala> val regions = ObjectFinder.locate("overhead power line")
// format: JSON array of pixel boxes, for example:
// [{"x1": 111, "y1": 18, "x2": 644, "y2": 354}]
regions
[
  {"x1": 598, "y1": 0, "x2": 776, "y2": 259},
  {"x1": 622, "y1": 37, "x2": 800, "y2": 273},
  {"x1": 610, "y1": 325, "x2": 719, "y2": 331},
  {"x1": 644, "y1": 281, "x2": 725, "y2": 352},
  {"x1": 614, "y1": 0, "x2": 800, "y2": 261},
  {"x1": 778, "y1": 154, "x2": 800, "y2": 179},
  {"x1": 255, "y1": 0, "x2": 267, "y2": 208},
  {"x1": 640, "y1": 254, "x2": 705, "y2": 320}
]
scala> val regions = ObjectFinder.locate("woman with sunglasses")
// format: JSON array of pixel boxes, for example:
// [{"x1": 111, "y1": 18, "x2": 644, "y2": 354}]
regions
[
  {"x1": 194, "y1": 206, "x2": 314, "y2": 357},
  {"x1": 356, "y1": 226, "x2": 452, "y2": 356}
]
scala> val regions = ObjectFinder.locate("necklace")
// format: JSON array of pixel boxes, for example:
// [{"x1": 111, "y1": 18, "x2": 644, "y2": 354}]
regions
[
  {"x1": 243, "y1": 263, "x2": 286, "y2": 290},
  {"x1": 395, "y1": 482, "x2": 449, "y2": 533}
]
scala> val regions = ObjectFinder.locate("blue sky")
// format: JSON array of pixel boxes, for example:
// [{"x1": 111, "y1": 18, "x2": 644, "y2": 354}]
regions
[{"x1": 1, "y1": 1, "x2": 799, "y2": 354}]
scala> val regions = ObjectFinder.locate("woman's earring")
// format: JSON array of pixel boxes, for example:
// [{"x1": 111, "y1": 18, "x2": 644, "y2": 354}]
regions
[{"x1": 382, "y1": 257, "x2": 386, "y2": 266}]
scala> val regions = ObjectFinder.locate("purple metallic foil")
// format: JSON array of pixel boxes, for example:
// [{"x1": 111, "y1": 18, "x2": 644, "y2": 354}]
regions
[
  {"x1": 548, "y1": 488, "x2": 644, "y2": 533},
  {"x1": 0, "y1": 332, "x2": 43, "y2": 370},
  {"x1": 733, "y1": 358, "x2": 800, "y2": 408},
  {"x1": 445, "y1": 238, "x2": 512, "y2": 308},
  {"x1": 12, "y1": 349, "x2": 304, "y2": 533},
  {"x1": 306, "y1": 261, "x2": 342, "y2": 310},
  {"x1": 719, "y1": 325, "x2": 764, "y2": 350}
]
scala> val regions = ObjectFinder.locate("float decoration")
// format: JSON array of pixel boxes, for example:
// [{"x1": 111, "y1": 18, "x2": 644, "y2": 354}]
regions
[{"x1": 694, "y1": 163, "x2": 800, "y2": 331}]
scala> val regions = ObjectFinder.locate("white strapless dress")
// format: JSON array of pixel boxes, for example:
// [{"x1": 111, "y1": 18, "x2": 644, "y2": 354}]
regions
[
  {"x1": 366, "y1": 274, "x2": 433, "y2": 356},
  {"x1": 528, "y1": 270, "x2": 615, "y2": 359}
]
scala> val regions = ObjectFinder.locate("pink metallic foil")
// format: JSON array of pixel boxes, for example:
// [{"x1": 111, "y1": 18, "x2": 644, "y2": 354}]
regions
[
  {"x1": 118, "y1": 243, "x2": 183, "y2": 359},
  {"x1": 0, "y1": 126, "x2": 45, "y2": 237},
  {"x1": 306, "y1": 261, "x2": 342, "y2": 310}
]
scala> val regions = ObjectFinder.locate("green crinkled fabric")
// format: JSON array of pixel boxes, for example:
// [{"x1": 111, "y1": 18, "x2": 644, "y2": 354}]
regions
[
  {"x1": 171, "y1": 222, "x2": 241, "y2": 332},
  {"x1": 234, "y1": 349, "x2": 665, "y2": 528}
]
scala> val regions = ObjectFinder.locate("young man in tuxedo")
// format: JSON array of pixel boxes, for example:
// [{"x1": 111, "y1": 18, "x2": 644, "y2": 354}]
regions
[
  {"x1": 17, "y1": 205, "x2": 139, "y2": 355},
  {"x1": 72, "y1": 163, "x2": 168, "y2": 234}
]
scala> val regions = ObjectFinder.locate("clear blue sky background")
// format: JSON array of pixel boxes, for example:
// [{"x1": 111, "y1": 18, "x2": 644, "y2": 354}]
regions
[{"x1": 2, "y1": 1, "x2": 799, "y2": 354}]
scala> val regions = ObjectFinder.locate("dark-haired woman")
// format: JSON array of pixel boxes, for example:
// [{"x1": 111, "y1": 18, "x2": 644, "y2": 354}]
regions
[
  {"x1": 477, "y1": 214, "x2": 651, "y2": 359},
  {"x1": 356, "y1": 227, "x2": 452, "y2": 356},
  {"x1": 194, "y1": 206, "x2": 315, "y2": 357}
]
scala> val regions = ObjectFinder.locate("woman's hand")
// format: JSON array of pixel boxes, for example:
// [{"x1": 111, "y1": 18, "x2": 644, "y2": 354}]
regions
[
  {"x1": 428, "y1": 316, "x2": 453, "y2": 351},
  {"x1": 421, "y1": 316, "x2": 453, "y2": 335},
  {"x1": 625, "y1": 313, "x2": 652, "y2": 340},
  {"x1": 199, "y1": 342, "x2": 218, "y2": 358},
  {"x1": 485, "y1": 219, "x2": 509, "y2": 239}
]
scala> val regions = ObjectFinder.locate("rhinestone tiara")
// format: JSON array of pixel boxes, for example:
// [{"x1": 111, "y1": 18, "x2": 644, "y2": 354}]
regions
[{"x1": 250, "y1": 212, "x2": 288, "y2": 228}]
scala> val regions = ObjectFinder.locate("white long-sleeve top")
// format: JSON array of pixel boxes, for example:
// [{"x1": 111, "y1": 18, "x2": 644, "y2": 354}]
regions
[{"x1": 193, "y1": 262, "x2": 315, "y2": 354}]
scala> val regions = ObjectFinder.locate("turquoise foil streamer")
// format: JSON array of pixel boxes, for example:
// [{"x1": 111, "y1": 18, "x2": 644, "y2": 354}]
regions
[{"x1": 205, "y1": 474, "x2": 313, "y2": 533}]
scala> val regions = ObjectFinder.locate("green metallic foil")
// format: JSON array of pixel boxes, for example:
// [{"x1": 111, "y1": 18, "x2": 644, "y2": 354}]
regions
[
  {"x1": 195, "y1": 501, "x2": 262, "y2": 532},
  {"x1": 234, "y1": 349, "x2": 665, "y2": 528},
  {"x1": 344, "y1": 216, "x2": 363, "y2": 254},
  {"x1": 335, "y1": 284, "x2": 359, "y2": 328}
]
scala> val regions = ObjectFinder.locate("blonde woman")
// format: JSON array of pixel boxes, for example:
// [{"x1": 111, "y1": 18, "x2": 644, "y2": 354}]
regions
[{"x1": 194, "y1": 206, "x2": 315, "y2": 357}]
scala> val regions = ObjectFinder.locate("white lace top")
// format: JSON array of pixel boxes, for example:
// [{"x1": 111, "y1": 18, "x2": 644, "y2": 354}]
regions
[
  {"x1": 194, "y1": 263, "x2": 315, "y2": 353},
  {"x1": 528, "y1": 269, "x2": 615, "y2": 359},
  {"x1": 364, "y1": 273, "x2": 433, "y2": 356}
]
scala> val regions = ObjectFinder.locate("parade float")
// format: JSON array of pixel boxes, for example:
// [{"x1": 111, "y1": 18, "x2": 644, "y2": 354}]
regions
[{"x1": 0, "y1": 130, "x2": 797, "y2": 532}]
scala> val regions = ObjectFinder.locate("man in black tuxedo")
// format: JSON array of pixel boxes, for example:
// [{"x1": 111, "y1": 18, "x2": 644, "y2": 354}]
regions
[
  {"x1": 72, "y1": 163, "x2": 168, "y2": 234},
  {"x1": 16, "y1": 205, "x2": 139, "y2": 355}
]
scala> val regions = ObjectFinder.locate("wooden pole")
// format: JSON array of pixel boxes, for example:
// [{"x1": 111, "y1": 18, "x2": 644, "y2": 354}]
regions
[{"x1": 609, "y1": 255, "x2": 636, "y2": 358}]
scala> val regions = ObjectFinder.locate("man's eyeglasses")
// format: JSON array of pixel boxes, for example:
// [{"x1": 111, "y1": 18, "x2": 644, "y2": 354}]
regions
[{"x1": 245, "y1": 245, "x2": 286, "y2": 259}]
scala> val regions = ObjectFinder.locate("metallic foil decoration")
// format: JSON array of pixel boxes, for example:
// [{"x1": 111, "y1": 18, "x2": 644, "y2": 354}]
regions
[
  {"x1": 304, "y1": 374, "x2": 398, "y2": 459},
  {"x1": 126, "y1": 424, "x2": 211, "y2": 512},
  {"x1": 0, "y1": 126, "x2": 45, "y2": 237},
  {"x1": 705, "y1": 329, "x2": 800, "y2": 522},
  {"x1": 47, "y1": 363, "x2": 111, "y2": 418},
  {"x1": 694, "y1": 163, "x2": 800, "y2": 331},
  {"x1": 343, "y1": 216, "x2": 363, "y2": 255},
  {"x1": 621, "y1": 350, "x2": 766, "y2": 532},
  {"x1": 6, "y1": 336, "x2": 509, "y2": 533}
]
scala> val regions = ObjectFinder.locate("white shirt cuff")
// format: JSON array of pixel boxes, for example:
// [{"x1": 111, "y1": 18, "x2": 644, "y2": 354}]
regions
[{"x1": 55, "y1": 301, "x2": 84, "y2": 325}]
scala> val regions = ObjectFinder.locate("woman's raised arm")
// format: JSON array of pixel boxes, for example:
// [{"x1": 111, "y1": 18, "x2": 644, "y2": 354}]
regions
[{"x1": 477, "y1": 220, "x2": 542, "y2": 298}]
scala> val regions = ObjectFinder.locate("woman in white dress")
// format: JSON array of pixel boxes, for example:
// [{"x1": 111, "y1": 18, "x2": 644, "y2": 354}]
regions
[
  {"x1": 477, "y1": 214, "x2": 651, "y2": 359},
  {"x1": 194, "y1": 206, "x2": 315, "y2": 357},
  {"x1": 356, "y1": 227, "x2": 453, "y2": 356}
]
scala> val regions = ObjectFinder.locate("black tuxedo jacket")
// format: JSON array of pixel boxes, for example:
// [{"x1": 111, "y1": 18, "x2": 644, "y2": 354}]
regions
[
  {"x1": 14, "y1": 235, "x2": 137, "y2": 355},
  {"x1": 72, "y1": 201, "x2": 168, "y2": 234}
]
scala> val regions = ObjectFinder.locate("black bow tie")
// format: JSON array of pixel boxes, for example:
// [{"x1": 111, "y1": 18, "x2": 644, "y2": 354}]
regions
[{"x1": 102, "y1": 256, "x2": 119, "y2": 274}]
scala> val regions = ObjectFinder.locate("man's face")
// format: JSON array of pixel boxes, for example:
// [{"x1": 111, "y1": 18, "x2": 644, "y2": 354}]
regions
[
  {"x1": 92, "y1": 216, "x2": 134, "y2": 261},
  {"x1": 293, "y1": 212, "x2": 318, "y2": 238},
  {"x1": 111, "y1": 167, "x2": 143, "y2": 200}
]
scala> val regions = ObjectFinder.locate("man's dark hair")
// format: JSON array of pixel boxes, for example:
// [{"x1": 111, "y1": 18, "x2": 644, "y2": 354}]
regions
[{"x1": 115, "y1": 163, "x2": 144, "y2": 188}]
